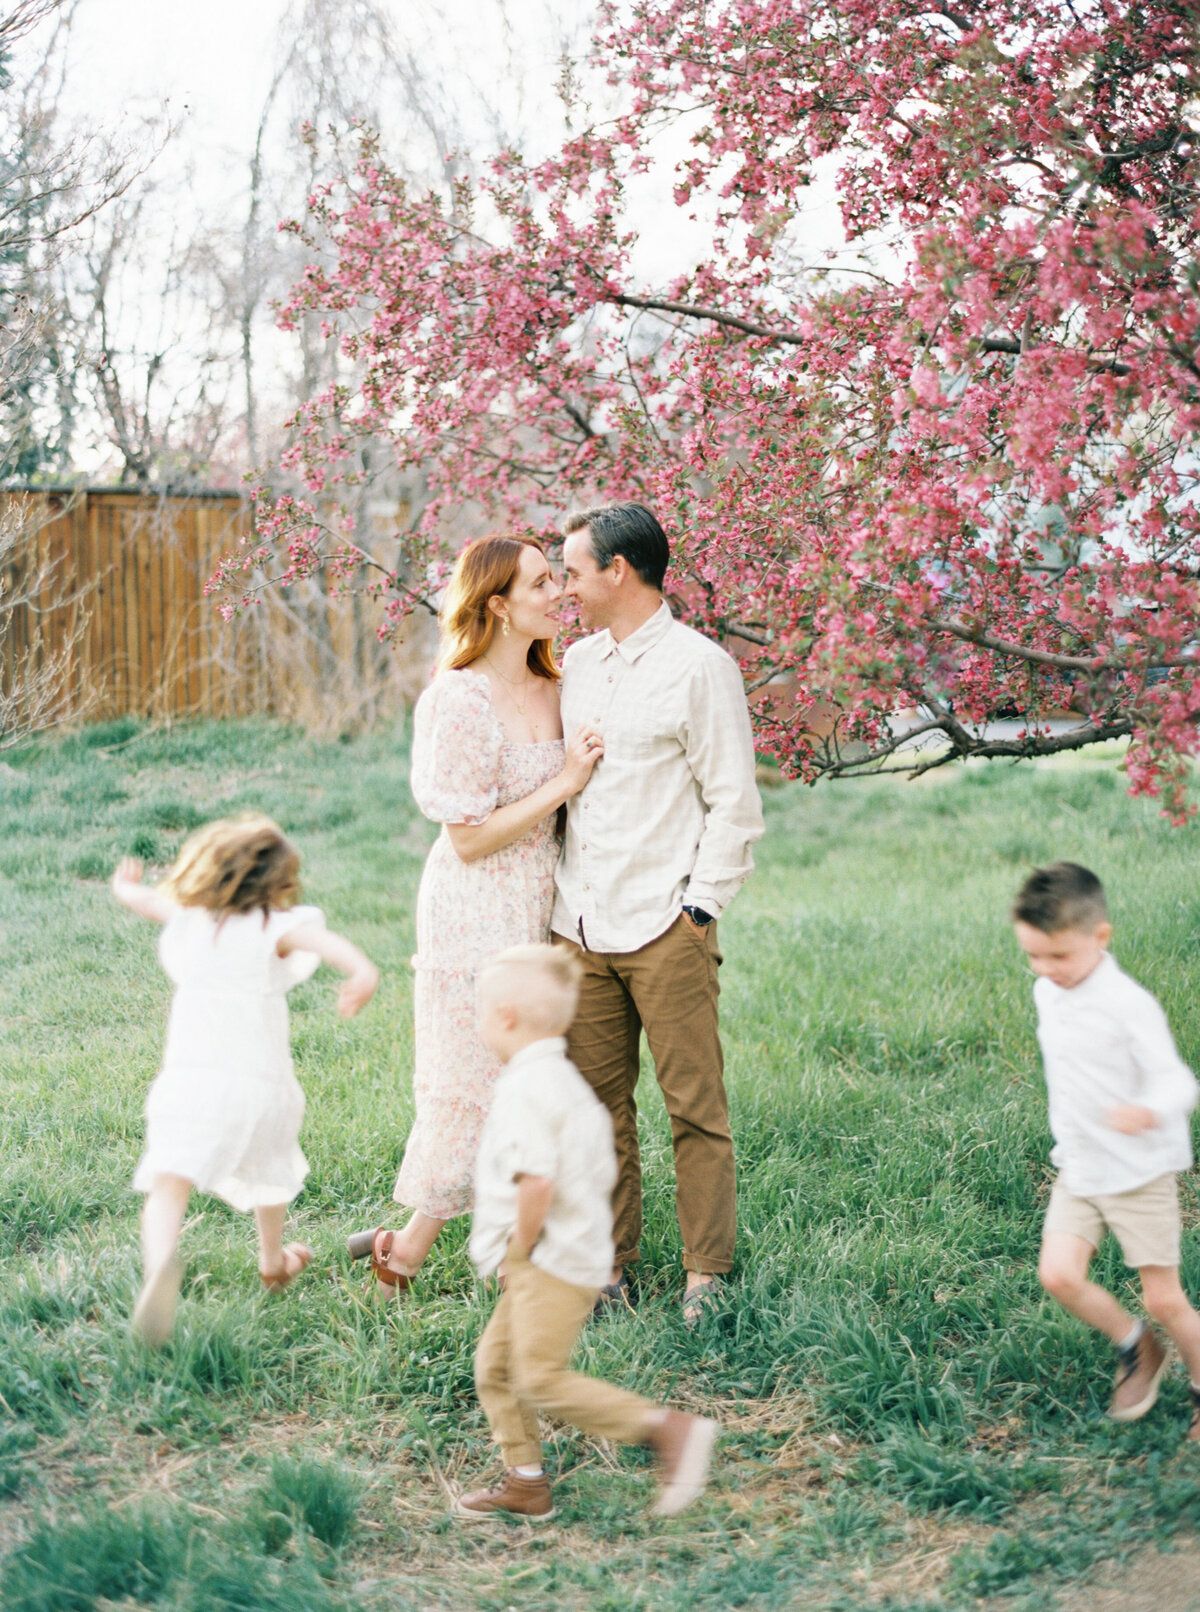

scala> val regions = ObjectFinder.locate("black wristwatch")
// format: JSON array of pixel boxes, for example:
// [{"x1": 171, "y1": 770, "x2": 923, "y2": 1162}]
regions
[{"x1": 682, "y1": 904, "x2": 713, "y2": 927}]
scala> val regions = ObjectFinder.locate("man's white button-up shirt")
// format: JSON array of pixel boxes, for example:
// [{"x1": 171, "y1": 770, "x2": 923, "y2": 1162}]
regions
[
  {"x1": 1034, "y1": 951, "x2": 1197, "y2": 1197},
  {"x1": 551, "y1": 601, "x2": 764, "y2": 954}
]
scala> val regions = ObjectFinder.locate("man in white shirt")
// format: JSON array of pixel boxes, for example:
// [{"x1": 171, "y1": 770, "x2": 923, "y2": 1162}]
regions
[
  {"x1": 1013, "y1": 862, "x2": 1200, "y2": 1443},
  {"x1": 554, "y1": 502, "x2": 764, "y2": 1323}
]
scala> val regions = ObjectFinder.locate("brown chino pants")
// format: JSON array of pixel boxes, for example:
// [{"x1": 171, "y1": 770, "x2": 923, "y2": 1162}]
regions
[
  {"x1": 558, "y1": 915, "x2": 735, "y2": 1275},
  {"x1": 474, "y1": 1250, "x2": 656, "y2": 1467}
]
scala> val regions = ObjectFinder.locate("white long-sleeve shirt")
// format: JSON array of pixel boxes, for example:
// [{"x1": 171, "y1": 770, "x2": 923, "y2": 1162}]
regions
[
  {"x1": 551, "y1": 602, "x2": 764, "y2": 954},
  {"x1": 1034, "y1": 952, "x2": 1197, "y2": 1196}
]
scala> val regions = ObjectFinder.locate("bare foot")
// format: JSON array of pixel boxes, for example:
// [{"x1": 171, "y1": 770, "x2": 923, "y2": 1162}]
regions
[
  {"x1": 132, "y1": 1256, "x2": 183, "y2": 1346},
  {"x1": 260, "y1": 1242, "x2": 315, "y2": 1291}
]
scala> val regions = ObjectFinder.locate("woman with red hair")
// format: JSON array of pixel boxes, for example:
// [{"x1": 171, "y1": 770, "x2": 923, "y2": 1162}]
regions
[{"x1": 364, "y1": 535, "x2": 603, "y2": 1292}]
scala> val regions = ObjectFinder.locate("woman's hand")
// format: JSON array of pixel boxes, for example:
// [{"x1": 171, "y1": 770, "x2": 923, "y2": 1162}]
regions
[
  {"x1": 445, "y1": 724, "x2": 604, "y2": 862},
  {"x1": 559, "y1": 725, "x2": 604, "y2": 795}
]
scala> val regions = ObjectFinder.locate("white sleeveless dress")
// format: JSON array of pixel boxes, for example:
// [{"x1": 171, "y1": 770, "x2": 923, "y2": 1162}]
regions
[{"x1": 132, "y1": 904, "x2": 325, "y2": 1211}]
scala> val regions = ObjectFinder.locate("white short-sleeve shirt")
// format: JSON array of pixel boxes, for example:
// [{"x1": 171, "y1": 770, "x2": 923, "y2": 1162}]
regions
[{"x1": 469, "y1": 1037, "x2": 617, "y2": 1290}]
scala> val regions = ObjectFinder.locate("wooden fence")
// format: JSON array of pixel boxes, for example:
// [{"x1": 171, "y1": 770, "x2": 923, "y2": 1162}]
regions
[{"x1": 0, "y1": 487, "x2": 431, "y2": 730}]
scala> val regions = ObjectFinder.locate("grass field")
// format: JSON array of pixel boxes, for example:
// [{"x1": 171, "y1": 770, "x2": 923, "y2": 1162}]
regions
[{"x1": 0, "y1": 718, "x2": 1198, "y2": 1611}]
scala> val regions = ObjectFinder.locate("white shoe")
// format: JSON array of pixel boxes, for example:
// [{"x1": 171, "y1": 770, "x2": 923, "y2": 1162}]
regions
[{"x1": 648, "y1": 1411, "x2": 719, "y2": 1517}]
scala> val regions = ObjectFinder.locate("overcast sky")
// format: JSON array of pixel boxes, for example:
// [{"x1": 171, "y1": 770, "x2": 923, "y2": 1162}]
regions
[
  {"x1": 48, "y1": 0, "x2": 844, "y2": 274},
  {"x1": 9, "y1": 0, "x2": 849, "y2": 478},
  {"x1": 57, "y1": 0, "x2": 595, "y2": 192}
]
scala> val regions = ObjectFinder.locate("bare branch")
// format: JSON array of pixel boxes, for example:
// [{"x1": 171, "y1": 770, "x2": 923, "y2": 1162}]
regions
[
  {"x1": 0, "y1": 0, "x2": 64, "y2": 49},
  {"x1": 818, "y1": 711, "x2": 1133, "y2": 780},
  {"x1": 933, "y1": 616, "x2": 1200, "y2": 672}
]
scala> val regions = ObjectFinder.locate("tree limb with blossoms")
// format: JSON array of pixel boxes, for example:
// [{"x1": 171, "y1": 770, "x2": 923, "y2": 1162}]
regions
[{"x1": 213, "y1": 0, "x2": 1200, "y2": 817}]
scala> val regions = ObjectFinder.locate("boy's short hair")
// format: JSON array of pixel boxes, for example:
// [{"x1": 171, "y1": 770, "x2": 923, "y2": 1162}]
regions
[
  {"x1": 478, "y1": 943, "x2": 583, "y2": 1037},
  {"x1": 1012, "y1": 862, "x2": 1109, "y2": 933}
]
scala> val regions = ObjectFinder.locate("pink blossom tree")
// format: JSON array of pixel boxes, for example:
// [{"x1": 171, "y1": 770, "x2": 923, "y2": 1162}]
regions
[{"x1": 216, "y1": 0, "x2": 1200, "y2": 815}]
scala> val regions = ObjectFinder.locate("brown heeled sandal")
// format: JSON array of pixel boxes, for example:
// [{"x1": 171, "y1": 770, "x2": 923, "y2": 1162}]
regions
[
  {"x1": 369, "y1": 1228, "x2": 413, "y2": 1297},
  {"x1": 346, "y1": 1228, "x2": 377, "y2": 1260}
]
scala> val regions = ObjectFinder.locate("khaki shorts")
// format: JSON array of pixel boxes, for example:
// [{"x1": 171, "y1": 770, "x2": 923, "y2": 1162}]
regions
[{"x1": 1042, "y1": 1173, "x2": 1181, "y2": 1269}]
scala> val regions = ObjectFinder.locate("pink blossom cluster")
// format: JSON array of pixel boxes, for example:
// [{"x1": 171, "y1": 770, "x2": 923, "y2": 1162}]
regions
[{"x1": 215, "y1": 1, "x2": 1200, "y2": 817}]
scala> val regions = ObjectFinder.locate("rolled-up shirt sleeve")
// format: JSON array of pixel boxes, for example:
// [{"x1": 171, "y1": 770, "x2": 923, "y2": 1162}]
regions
[{"x1": 681, "y1": 653, "x2": 764, "y2": 917}]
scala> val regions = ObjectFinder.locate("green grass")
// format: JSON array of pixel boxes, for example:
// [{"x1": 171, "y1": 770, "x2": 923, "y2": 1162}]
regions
[{"x1": 0, "y1": 719, "x2": 1198, "y2": 1609}]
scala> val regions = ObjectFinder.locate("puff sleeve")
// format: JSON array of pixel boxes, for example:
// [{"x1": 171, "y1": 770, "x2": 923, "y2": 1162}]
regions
[
  {"x1": 410, "y1": 671, "x2": 503, "y2": 826},
  {"x1": 267, "y1": 905, "x2": 326, "y2": 989}
]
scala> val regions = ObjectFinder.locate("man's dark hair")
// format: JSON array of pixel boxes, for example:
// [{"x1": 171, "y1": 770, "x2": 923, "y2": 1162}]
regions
[
  {"x1": 563, "y1": 502, "x2": 669, "y2": 590},
  {"x1": 1012, "y1": 862, "x2": 1108, "y2": 933}
]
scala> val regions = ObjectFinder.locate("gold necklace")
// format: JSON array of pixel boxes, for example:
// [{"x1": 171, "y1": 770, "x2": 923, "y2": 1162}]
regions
[{"x1": 487, "y1": 658, "x2": 534, "y2": 715}]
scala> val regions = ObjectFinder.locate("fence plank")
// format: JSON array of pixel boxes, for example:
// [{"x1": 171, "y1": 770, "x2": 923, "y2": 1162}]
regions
[{"x1": 1, "y1": 488, "x2": 430, "y2": 728}]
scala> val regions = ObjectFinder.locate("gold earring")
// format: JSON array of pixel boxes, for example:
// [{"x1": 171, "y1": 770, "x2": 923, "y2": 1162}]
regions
[{"x1": 501, "y1": 619, "x2": 509, "y2": 637}]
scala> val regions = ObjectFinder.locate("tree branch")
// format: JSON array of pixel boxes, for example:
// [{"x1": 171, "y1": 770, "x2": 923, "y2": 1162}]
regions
[
  {"x1": 604, "y1": 290, "x2": 806, "y2": 344},
  {"x1": 820, "y1": 713, "x2": 1133, "y2": 780},
  {"x1": 605, "y1": 291, "x2": 1134, "y2": 375},
  {"x1": 933, "y1": 617, "x2": 1200, "y2": 672}
]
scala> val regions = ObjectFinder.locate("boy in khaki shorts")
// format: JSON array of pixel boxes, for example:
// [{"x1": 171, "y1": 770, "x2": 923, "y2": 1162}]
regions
[
  {"x1": 454, "y1": 944, "x2": 718, "y2": 1522},
  {"x1": 1013, "y1": 863, "x2": 1200, "y2": 1439}
]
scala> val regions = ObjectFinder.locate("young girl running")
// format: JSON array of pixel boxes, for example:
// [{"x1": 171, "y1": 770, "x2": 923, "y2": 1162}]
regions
[{"x1": 111, "y1": 813, "x2": 379, "y2": 1345}]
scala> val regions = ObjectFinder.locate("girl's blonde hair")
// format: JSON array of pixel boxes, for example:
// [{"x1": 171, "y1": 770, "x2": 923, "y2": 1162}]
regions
[
  {"x1": 439, "y1": 535, "x2": 560, "y2": 679},
  {"x1": 159, "y1": 813, "x2": 301, "y2": 916}
]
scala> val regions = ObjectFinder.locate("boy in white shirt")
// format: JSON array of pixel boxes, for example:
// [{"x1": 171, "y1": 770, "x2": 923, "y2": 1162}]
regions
[
  {"x1": 1013, "y1": 863, "x2": 1200, "y2": 1440},
  {"x1": 455, "y1": 944, "x2": 718, "y2": 1522}
]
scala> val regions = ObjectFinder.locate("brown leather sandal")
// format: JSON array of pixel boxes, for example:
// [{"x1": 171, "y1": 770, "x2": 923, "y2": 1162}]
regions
[
  {"x1": 370, "y1": 1228, "x2": 413, "y2": 1297},
  {"x1": 260, "y1": 1242, "x2": 314, "y2": 1292}
]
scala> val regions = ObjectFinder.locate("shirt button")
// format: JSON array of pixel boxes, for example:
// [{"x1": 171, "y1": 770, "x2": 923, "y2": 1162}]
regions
[
  {"x1": 581, "y1": 843, "x2": 587, "y2": 850},
  {"x1": 607, "y1": 675, "x2": 613, "y2": 683},
  {"x1": 583, "y1": 884, "x2": 590, "y2": 891}
]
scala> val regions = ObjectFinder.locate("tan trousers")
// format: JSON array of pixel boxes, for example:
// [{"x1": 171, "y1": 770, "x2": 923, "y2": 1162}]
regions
[
  {"x1": 474, "y1": 1250, "x2": 656, "y2": 1467},
  {"x1": 558, "y1": 915, "x2": 735, "y2": 1275}
]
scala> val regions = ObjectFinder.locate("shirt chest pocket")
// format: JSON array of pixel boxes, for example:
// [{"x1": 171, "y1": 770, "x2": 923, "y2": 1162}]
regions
[{"x1": 602, "y1": 669, "x2": 685, "y2": 760}]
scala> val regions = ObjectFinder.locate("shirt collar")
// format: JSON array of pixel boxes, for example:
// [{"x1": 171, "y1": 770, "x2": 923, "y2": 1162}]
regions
[
  {"x1": 1046, "y1": 950, "x2": 1118, "y2": 1002},
  {"x1": 599, "y1": 600, "x2": 673, "y2": 664},
  {"x1": 504, "y1": 1036, "x2": 568, "y2": 1074}
]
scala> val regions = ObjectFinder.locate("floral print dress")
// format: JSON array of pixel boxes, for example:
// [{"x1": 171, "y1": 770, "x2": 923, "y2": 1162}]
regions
[{"x1": 393, "y1": 668, "x2": 564, "y2": 1220}]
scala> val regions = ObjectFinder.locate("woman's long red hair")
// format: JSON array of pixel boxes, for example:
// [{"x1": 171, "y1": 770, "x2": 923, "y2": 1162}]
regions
[{"x1": 438, "y1": 535, "x2": 559, "y2": 679}]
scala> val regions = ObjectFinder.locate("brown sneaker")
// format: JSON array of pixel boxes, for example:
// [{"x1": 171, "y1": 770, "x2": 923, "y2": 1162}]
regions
[
  {"x1": 452, "y1": 1470, "x2": 555, "y2": 1523},
  {"x1": 645, "y1": 1410, "x2": 718, "y2": 1517},
  {"x1": 1108, "y1": 1327, "x2": 1167, "y2": 1422},
  {"x1": 1187, "y1": 1386, "x2": 1200, "y2": 1443}
]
